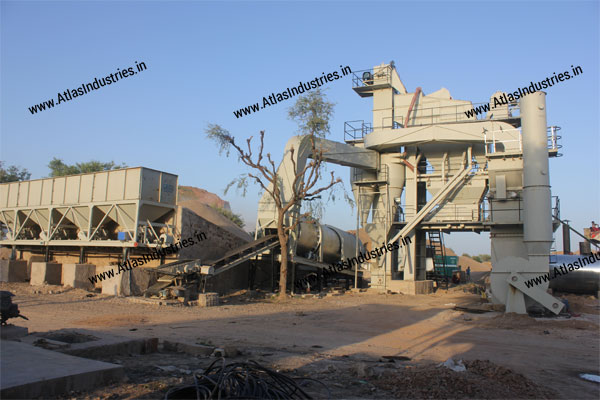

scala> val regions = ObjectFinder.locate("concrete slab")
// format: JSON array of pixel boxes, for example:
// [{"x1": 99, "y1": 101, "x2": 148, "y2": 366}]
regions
[
  {"x1": 30, "y1": 262, "x2": 62, "y2": 285},
  {"x1": 0, "y1": 260, "x2": 28, "y2": 282},
  {"x1": 19, "y1": 336, "x2": 71, "y2": 351},
  {"x1": 27, "y1": 255, "x2": 46, "y2": 280},
  {"x1": 163, "y1": 340, "x2": 214, "y2": 356},
  {"x1": 0, "y1": 325, "x2": 28, "y2": 340},
  {"x1": 63, "y1": 335, "x2": 158, "y2": 358},
  {"x1": 388, "y1": 280, "x2": 434, "y2": 295},
  {"x1": 100, "y1": 265, "x2": 156, "y2": 296},
  {"x1": 0, "y1": 340, "x2": 123, "y2": 399},
  {"x1": 62, "y1": 263, "x2": 96, "y2": 290},
  {"x1": 21, "y1": 329, "x2": 158, "y2": 358}
]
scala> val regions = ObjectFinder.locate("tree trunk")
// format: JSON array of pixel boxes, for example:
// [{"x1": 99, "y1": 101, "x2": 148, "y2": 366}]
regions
[
  {"x1": 278, "y1": 237, "x2": 288, "y2": 299},
  {"x1": 277, "y1": 213, "x2": 289, "y2": 299}
]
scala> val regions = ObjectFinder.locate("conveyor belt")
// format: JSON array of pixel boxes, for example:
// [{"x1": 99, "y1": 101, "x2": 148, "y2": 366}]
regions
[
  {"x1": 154, "y1": 259, "x2": 200, "y2": 275},
  {"x1": 210, "y1": 235, "x2": 280, "y2": 276},
  {"x1": 554, "y1": 216, "x2": 600, "y2": 250},
  {"x1": 145, "y1": 259, "x2": 202, "y2": 296},
  {"x1": 145, "y1": 237, "x2": 280, "y2": 296}
]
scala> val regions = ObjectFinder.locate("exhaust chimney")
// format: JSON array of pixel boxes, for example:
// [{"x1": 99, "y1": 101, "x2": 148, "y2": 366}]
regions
[
  {"x1": 562, "y1": 221, "x2": 571, "y2": 254},
  {"x1": 580, "y1": 241, "x2": 592, "y2": 256},
  {"x1": 521, "y1": 91, "x2": 553, "y2": 258}
]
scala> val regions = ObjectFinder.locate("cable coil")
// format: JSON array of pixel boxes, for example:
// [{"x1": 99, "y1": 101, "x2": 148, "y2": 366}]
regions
[{"x1": 164, "y1": 359, "x2": 330, "y2": 399}]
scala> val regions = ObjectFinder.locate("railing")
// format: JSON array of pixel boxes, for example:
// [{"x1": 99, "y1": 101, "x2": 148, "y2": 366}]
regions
[
  {"x1": 488, "y1": 197, "x2": 523, "y2": 222},
  {"x1": 406, "y1": 102, "x2": 489, "y2": 124},
  {"x1": 351, "y1": 66, "x2": 393, "y2": 88},
  {"x1": 345, "y1": 102, "x2": 524, "y2": 140},
  {"x1": 548, "y1": 126, "x2": 563, "y2": 156},
  {"x1": 552, "y1": 196, "x2": 560, "y2": 221},
  {"x1": 484, "y1": 128, "x2": 523, "y2": 153},
  {"x1": 352, "y1": 163, "x2": 388, "y2": 184},
  {"x1": 395, "y1": 193, "x2": 560, "y2": 225},
  {"x1": 370, "y1": 102, "x2": 521, "y2": 131},
  {"x1": 484, "y1": 126, "x2": 562, "y2": 156},
  {"x1": 395, "y1": 202, "x2": 485, "y2": 224},
  {"x1": 485, "y1": 195, "x2": 560, "y2": 223},
  {"x1": 344, "y1": 120, "x2": 373, "y2": 141}
]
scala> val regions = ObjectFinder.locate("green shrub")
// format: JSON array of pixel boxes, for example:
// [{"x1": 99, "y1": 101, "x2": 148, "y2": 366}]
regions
[{"x1": 210, "y1": 205, "x2": 245, "y2": 228}]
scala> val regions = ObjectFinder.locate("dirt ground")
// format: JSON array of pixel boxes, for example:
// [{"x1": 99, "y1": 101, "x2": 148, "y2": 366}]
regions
[{"x1": 2, "y1": 282, "x2": 599, "y2": 399}]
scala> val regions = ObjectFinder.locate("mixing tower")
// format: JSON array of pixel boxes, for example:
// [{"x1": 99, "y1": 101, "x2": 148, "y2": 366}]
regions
[{"x1": 257, "y1": 62, "x2": 565, "y2": 314}]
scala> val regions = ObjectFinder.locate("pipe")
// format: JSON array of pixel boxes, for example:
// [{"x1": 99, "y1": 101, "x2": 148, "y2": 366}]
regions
[
  {"x1": 355, "y1": 199, "x2": 359, "y2": 288},
  {"x1": 404, "y1": 87, "x2": 422, "y2": 127},
  {"x1": 562, "y1": 221, "x2": 571, "y2": 254}
]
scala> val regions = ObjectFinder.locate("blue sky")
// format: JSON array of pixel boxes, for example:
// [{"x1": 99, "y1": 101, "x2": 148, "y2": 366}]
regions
[{"x1": 1, "y1": 0, "x2": 598, "y2": 255}]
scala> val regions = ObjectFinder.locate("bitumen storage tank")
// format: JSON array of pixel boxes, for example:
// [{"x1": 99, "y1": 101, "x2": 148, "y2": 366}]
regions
[{"x1": 549, "y1": 253, "x2": 600, "y2": 294}]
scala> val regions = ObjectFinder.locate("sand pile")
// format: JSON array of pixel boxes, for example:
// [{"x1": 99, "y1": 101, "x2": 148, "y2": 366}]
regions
[{"x1": 457, "y1": 256, "x2": 491, "y2": 272}]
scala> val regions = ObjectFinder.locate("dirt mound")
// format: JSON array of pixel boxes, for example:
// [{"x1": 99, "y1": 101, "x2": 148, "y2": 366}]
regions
[
  {"x1": 73, "y1": 314, "x2": 150, "y2": 327},
  {"x1": 556, "y1": 293, "x2": 600, "y2": 315},
  {"x1": 178, "y1": 186, "x2": 231, "y2": 210},
  {"x1": 177, "y1": 185, "x2": 251, "y2": 242},
  {"x1": 479, "y1": 312, "x2": 599, "y2": 331},
  {"x1": 374, "y1": 359, "x2": 558, "y2": 399}
]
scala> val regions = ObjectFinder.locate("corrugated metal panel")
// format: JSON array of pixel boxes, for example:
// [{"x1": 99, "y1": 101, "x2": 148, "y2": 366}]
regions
[{"x1": 0, "y1": 167, "x2": 178, "y2": 208}]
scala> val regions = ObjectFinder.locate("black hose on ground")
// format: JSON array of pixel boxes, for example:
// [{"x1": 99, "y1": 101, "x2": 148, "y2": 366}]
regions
[{"x1": 164, "y1": 358, "x2": 330, "y2": 400}]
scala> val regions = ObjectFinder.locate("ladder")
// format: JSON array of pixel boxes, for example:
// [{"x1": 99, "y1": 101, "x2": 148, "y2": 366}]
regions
[{"x1": 428, "y1": 230, "x2": 448, "y2": 290}]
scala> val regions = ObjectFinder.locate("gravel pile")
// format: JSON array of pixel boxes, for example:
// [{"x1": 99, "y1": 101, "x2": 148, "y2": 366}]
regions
[{"x1": 372, "y1": 359, "x2": 558, "y2": 399}]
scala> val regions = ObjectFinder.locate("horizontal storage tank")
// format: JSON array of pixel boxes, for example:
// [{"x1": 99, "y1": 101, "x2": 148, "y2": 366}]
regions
[
  {"x1": 549, "y1": 254, "x2": 600, "y2": 294},
  {"x1": 0, "y1": 167, "x2": 177, "y2": 208}
]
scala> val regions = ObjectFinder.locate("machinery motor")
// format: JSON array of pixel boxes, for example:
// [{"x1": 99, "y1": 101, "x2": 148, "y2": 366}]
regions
[{"x1": 0, "y1": 291, "x2": 28, "y2": 325}]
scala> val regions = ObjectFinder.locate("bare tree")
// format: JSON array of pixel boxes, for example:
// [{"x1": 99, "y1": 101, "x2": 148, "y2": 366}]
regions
[
  {"x1": 205, "y1": 125, "x2": 341, "y2": 298},
  {"x1": 287, "y1": 88, "x2": 352, "y2": 223}
]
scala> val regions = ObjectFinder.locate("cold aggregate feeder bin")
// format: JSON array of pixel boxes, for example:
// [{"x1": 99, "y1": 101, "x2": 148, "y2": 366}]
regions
[{"x1": 0, "y1": 167, "x2": 178, "y2": 248}]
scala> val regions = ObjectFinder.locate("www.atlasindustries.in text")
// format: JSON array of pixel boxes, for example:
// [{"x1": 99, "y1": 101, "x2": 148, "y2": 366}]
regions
[
  {"x1": 233, "y1": 65, "x2": 351, "y2": 118},
  {"x1": 28, "y1": 61, "x2": 148, "y2": 115}
]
